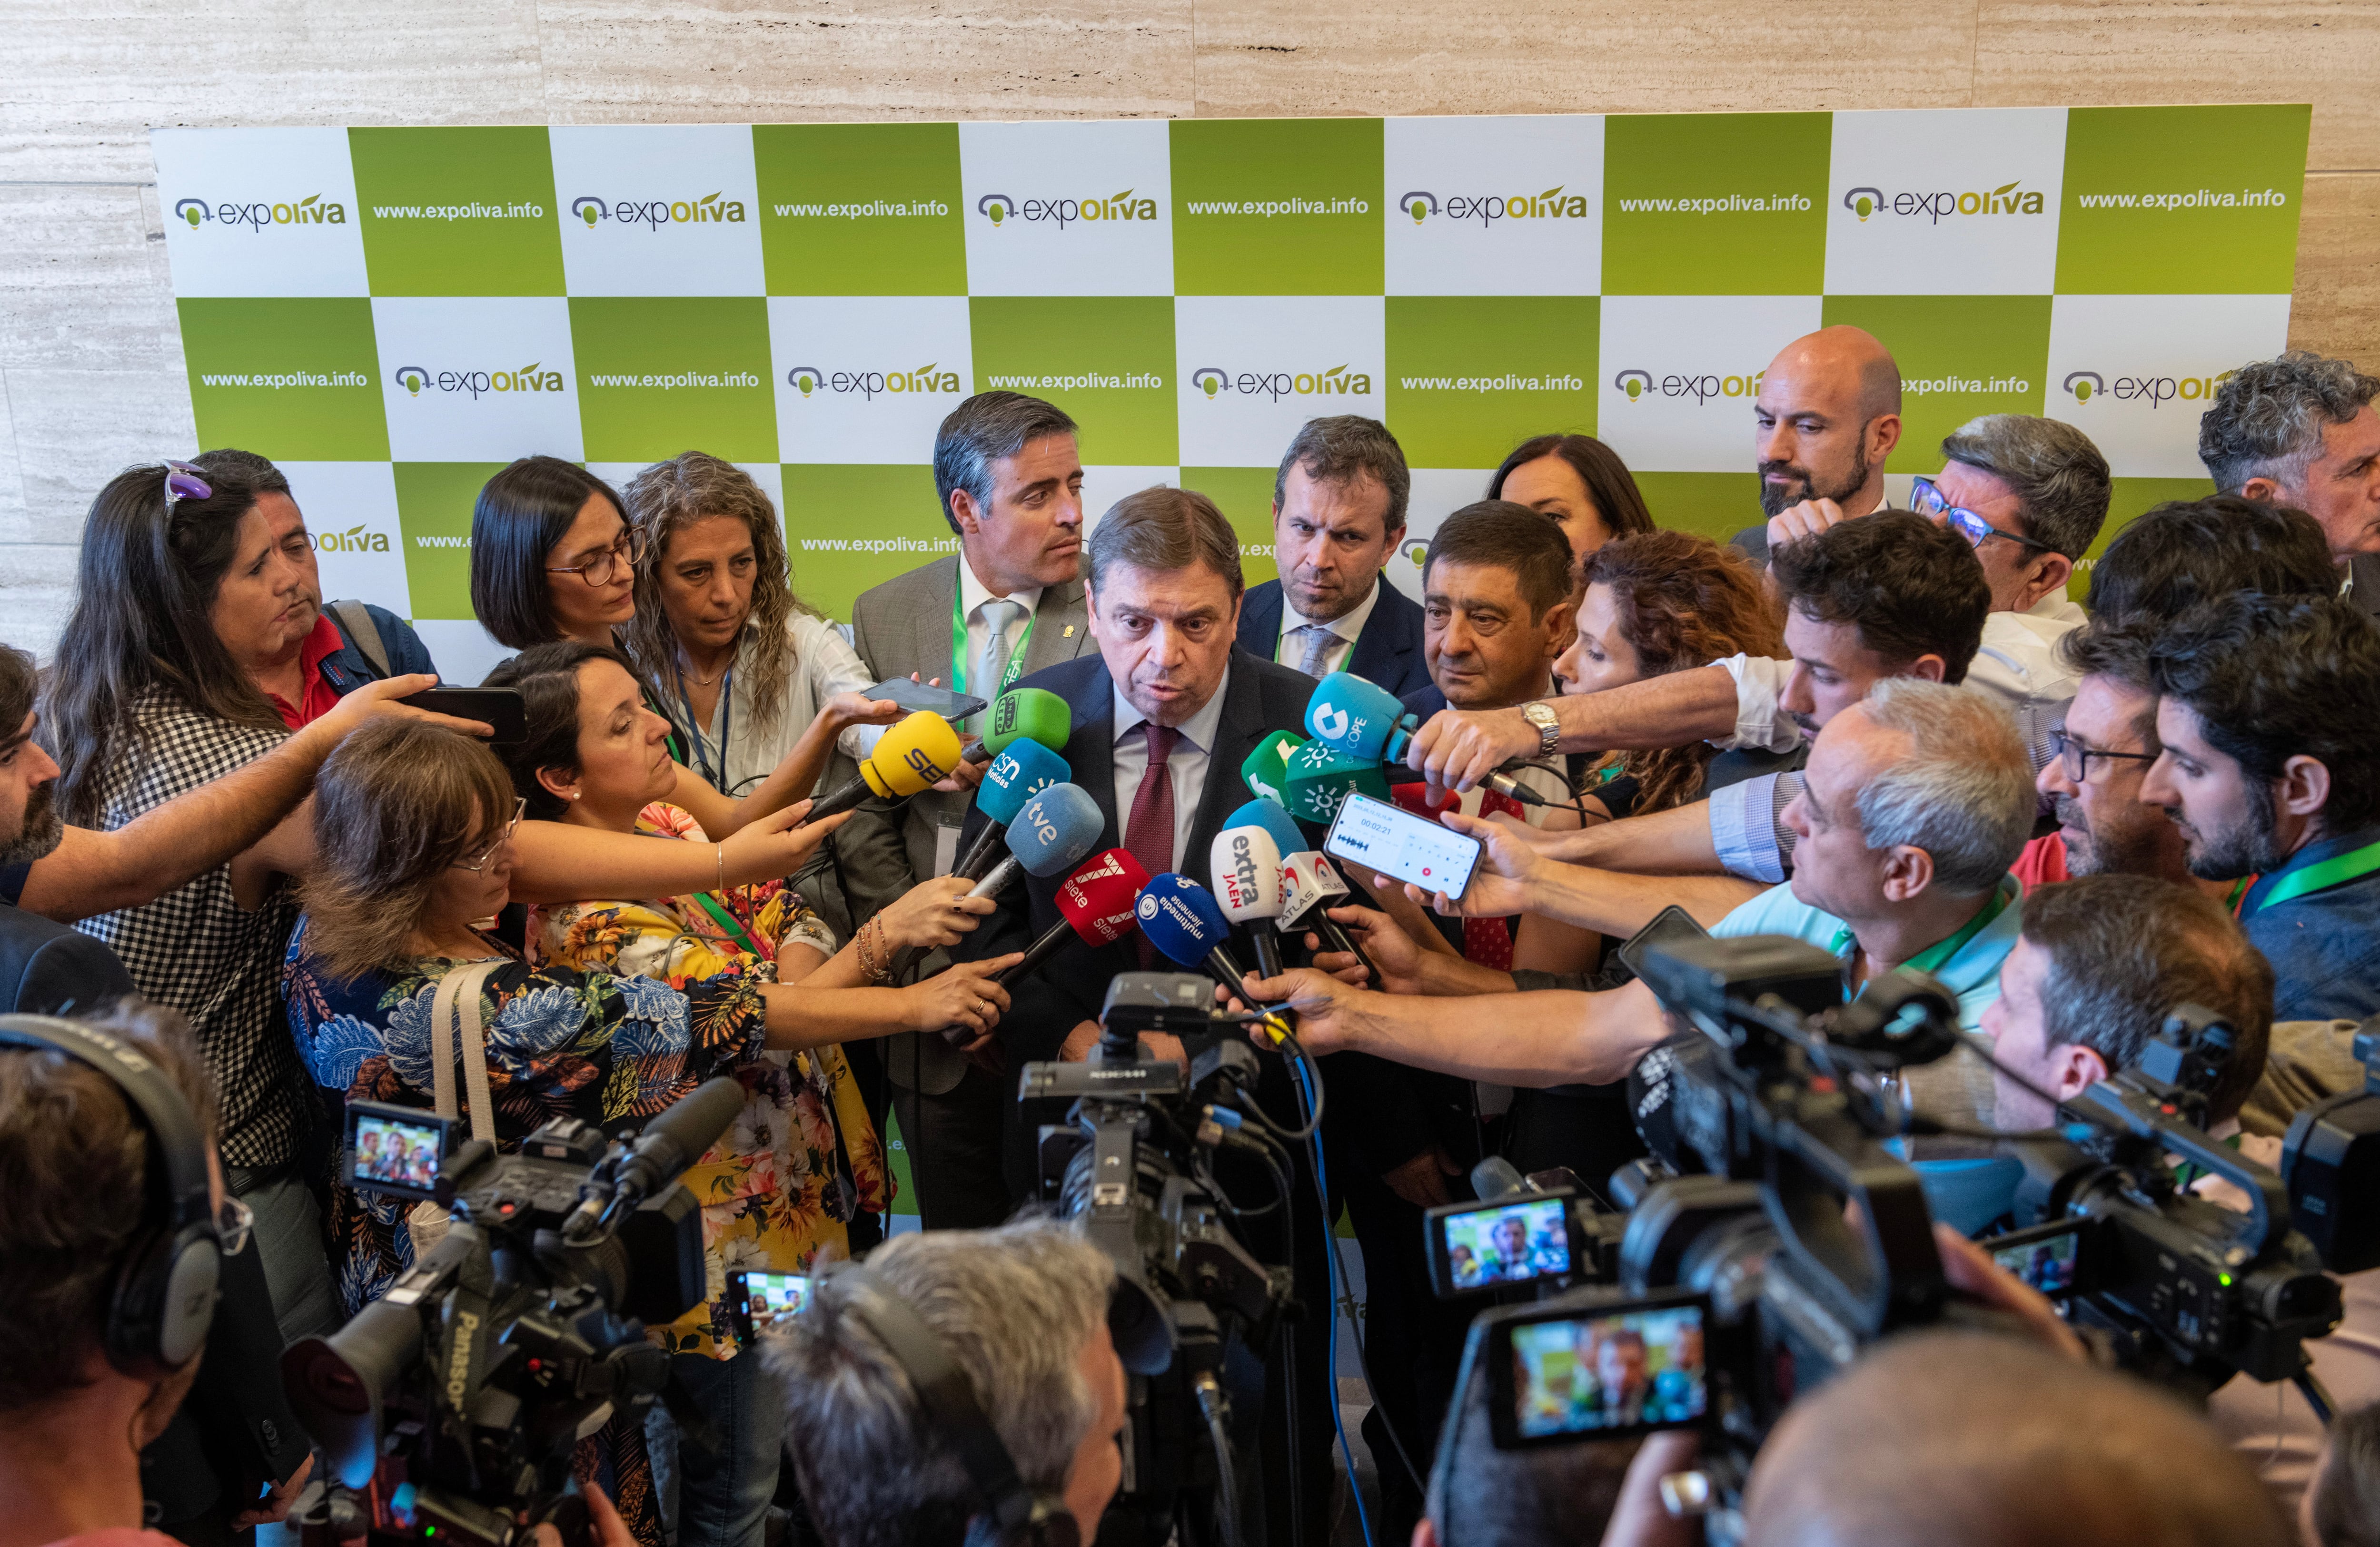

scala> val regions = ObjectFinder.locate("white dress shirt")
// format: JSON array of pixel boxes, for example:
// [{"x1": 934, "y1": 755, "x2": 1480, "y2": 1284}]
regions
[
  {"x1": 1111, "y1": 666, "x2": 1231, "y2": 872},
  {"x1": 1274, "y1": 577, "x2": 1381, "y2": 679}
]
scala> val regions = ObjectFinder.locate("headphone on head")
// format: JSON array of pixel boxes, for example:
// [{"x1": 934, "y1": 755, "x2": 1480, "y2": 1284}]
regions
[
  {"x1": 828, "y1": 1262, "x2": 1081, "y2": 1547},
  {"x1": 0, "y1": 1013, "x2": 221, "y2": 1377}
]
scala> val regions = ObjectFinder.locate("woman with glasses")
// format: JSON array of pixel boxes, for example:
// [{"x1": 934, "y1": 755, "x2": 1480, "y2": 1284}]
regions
[
  {"x1": 488, "y1": 640, "x2": 1006, "y2": 1547},
  {"x1": 283, "y1": 717, "x2": 1015, "y2": 1546}
]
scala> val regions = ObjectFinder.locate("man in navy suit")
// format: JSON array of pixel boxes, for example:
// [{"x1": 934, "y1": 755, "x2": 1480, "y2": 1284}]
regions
[{"x1": 1235, "y1": 414, "x2": 1434, "y2": 700}]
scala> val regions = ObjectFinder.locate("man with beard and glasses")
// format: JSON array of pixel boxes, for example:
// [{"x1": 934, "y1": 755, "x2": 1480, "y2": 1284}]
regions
[
  {"x1": 0, "y1": 646, "x2": 134, "y2": 1013},
  {"x1": 2139, "y1": 594, "x2": 2380, "y2": 1021},
  {"x1": 1729, "y1": 325, "x2": 1903, "y2": 566}
]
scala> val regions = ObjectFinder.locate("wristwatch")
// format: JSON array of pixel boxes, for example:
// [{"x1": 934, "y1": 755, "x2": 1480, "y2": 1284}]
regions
[{"x1": 1520, "y1": 700, "x2": 1561, "y2": 761}]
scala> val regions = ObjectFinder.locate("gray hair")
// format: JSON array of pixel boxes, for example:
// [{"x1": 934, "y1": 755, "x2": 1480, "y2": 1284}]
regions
[
  {"x1": 1938, "y1": 414, "x2": 2112, "y2": 561},
  {"x1": 766, "y1": 1220, "x2": 1116, "y2": 1547},
  {"x1": 1851, "y1": 679, "x2": 2033, "y2": 896},
  {"x1": 191, "y1": 447, "x2": 293, "y2": 498},
  {"x1": 932, "y1": 391, "x2": 1080, "y2": 535},
  {"x1": 1085, "y1": 485, "x2": 1245, "y2": 599},
  {"x1": 2198, "y1": 351, "x2": 2380, "y2": 496},
  {"x1": 1272, "y1": 415, "x2": 1411, "y2": 532}
]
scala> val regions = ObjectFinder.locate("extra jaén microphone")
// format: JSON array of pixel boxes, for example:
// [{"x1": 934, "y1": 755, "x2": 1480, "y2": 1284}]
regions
[
  {"x1": 966, "y1": 783, "x2": 1103, "y2": 899},
  {"x1": 1212, "y1": 800, "x2": 1302, "y2": 978},
  {"x1": 960, "y1": 686, "x2": 1071, "y2": 766},
  {"x1": 1134, "y1": 874, "x2": 1249, "y2": 993},
  {"x1": 804, "y1": 711, "x2": 963, "y2": 823},
  {"x1": 996, "y1": 848, "x2": 1149, "y2": 985},
  {"x1": 564, "y1": 1075, "x2": 744, "y2": 1240},
  {"x1": 952, "y1": 739, "x2": 1068, "y2": 882}
]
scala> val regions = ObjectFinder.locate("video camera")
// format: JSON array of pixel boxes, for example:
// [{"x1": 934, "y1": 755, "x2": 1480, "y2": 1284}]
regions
[
  {"x1": 1018, "y1": 973, "x2": 1300, "y2": 1547},
  {"x1": 281, "y1": 1079, "x2": 746, "y2": 1547}
]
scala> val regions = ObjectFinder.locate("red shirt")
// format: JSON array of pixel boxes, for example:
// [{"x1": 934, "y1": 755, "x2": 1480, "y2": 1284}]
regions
[
  {"x1": 2012, "y1": 832, "x2": 2070, "y2": 892},
  {"x1": 41, "y1": 1530, "x2": 187, "y2": 1547},
  {"x1": 267, "y1": 613, "x2": 346, "y2": 730}
]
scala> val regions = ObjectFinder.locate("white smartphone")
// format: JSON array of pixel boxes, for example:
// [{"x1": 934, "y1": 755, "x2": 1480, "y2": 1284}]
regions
[{"x1": 1324, "y1": 791, "x2": 1486, "y2": 902}]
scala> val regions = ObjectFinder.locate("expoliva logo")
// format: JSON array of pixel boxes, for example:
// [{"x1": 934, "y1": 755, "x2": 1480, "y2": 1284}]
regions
[
  {"x1": 173, "y1": 194, "x2": 348, "y2": 231},
  {"x1": 1612, "y1": 367, "x2": 1765, "y2": 405},
  {"x1": 1398, "y1": 185, "x2": 1590, "y2": 227},
  {"x1": 392, "y1": 362, "x2": 567, "y2": 401},
  {"x1": 1190, "y1": 364, "x2": 1374, "y2": 402},
  {"x1": 569, "y1": 193, "x2": 749, "y2": 231},
  {"x1": 309, "y1": 523, "x2": 392, "y2": 554},
  {"x1": 975, "y1": 189, "x2": 1159, "y2": 228},
  {"x1": 785, "y1": 363, "x2": 962, "y2": 402},
  {"x1": 2061, "y1": 368, "x2": 2235, "y2": 408},
  {"x1": 1841, "y1": 181, "x2": 2045, "y2": 224}
]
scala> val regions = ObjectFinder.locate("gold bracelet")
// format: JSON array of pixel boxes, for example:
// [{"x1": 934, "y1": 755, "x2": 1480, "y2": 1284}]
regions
[{"x1": 857, "y1": 916, "x2": 889, "y2": 983}]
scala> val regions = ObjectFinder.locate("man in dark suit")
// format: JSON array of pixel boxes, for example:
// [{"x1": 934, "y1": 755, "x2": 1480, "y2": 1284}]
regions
[
  {"x1": 952, "y1": 484, "x2": 1337, "y2": 1545},
  {"x1": 1235, "y1": 414, "x2": 1434, "y2": 700},
  {"x1": 832, "y1": 391, "x2": 1095, "y2": 1231}
]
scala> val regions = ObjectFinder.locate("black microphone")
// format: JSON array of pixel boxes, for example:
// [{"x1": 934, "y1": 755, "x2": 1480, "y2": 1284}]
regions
[{"x1": 566, "y1": 1076, "x2": 744, "y2": 1239}]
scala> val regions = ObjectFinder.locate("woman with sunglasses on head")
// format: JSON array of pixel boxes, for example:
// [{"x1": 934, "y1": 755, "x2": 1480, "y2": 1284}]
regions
[{"x1": 487, "y1": 640, "x2": 1009, "y2": 1547}]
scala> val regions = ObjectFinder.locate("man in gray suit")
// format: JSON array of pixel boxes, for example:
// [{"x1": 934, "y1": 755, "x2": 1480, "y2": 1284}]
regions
[
  {"x1": 833, "y1": 391, "x2": 1093, "y2": 1230},
  {"x1": 2199, "y1": 351, "x2": 2380, "y2": 617}
]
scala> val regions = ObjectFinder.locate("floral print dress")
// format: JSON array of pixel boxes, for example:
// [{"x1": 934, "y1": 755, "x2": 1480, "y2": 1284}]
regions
[{"x1": 526, "y1": 802, "x2": 891, "y2": 1362}]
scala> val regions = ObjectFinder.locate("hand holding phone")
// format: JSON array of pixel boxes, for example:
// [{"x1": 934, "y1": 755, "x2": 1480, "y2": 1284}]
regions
[
  {"x1": 399, "y1": 686, "x2": 527, "y2": 745},
  {"x1": 865, "y1": 677, "x2": 989, "y2": 724},
  {"x1": 1325, "y1": 791, "x2": 1486, "y2": 903}
]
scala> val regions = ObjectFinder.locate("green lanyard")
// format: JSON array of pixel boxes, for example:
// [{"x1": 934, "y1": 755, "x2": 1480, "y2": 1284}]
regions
[
  {"x1": 1831, "y1": 880, "x2": 2013, "y2": 977},
  {"x1": 688, "y1": 888, "x2": 768, "y2": 962},
  {"x1": 2253, "y1": 836, "x2": 2380, "y2": 913},
  {"x1": 949, "y1": 586, "x2": 1034, "y2": 698}
]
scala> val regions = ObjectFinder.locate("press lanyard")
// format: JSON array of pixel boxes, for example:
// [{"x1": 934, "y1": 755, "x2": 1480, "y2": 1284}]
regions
[
  {"x1": 671, "y1": 655, "x2": 733, "y2": 792},
  {"x1": 949, "y1": 587, "x2": 1033, "y2": 697},
  {"x1": 688, "y1": 887, "x2": 770, "y2": 963},
  {"x1": 2251, "y1": 837, "x2": 2380, "y2": 913},
  {"x1": 1830, "y1": 880, "x2": 2013, "y2": 980}
]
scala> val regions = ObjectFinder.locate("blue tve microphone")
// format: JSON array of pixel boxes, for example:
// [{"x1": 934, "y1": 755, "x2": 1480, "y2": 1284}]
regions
[
  {"x1": 967, "y1": 782, "x2": 1102, "y2": 899},
  {"x1": 1305, "y1": 670, "x2": 1420, "y2": 764},
  {"x1": 953, "y1": 738, "x2": 1070, "y2": 882},
  {"x1": 1134, "y1": 873, "x2": 1249, "y2": 991}
]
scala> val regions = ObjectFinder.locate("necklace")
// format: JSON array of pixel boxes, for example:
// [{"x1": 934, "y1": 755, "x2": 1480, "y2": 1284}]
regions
[{"x1": 678, "y1": 652, "x2": 731, "y2": 687}]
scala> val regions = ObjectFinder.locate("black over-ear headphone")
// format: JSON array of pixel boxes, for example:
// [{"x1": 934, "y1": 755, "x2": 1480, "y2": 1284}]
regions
[
  {"x1": 829, "y1": 1263, "x2": 1081, "y2": 1547},
  {"x1": 0, "y1": 1013, "x2": 221, "y2": 1376}
]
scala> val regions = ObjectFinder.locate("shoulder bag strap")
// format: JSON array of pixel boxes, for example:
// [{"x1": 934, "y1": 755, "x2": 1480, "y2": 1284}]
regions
[{"x1": 329, "y1": 599, "x2": 392, "y2": 678}]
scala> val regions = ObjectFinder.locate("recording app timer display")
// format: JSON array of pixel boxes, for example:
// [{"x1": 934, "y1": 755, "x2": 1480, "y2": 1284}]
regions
[
  {"x1": 1442, "y1": 1198, "x2": 1570, "y2": 1290},
  {"x1": 1325, "y1": 792, "x2": 1484, "y2": 900},
  {"x1": 1511, "y1": 1304, "x2": 1709, "y2": 1439}
]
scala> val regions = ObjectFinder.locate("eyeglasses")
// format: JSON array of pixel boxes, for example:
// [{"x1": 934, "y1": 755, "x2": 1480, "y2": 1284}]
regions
[
  {"x1": 1910, "y1": 476, "x2": 2056, "y2": 555},
  {"x1": 545, "y1": 528, "x2": 646, "y2": 588},
  {"x1": 214, "y1": 1193, "x2": 254, "y2": 1257},
  {"x1": 453, "y1": 795, "x2": 527, "y2": 873},
  {"x1": 162, "y1": 460, "x2": 212, "y2": 511},
  {"x1": 2048, "y1": 724, "x2": 2159, "y2": 784}
]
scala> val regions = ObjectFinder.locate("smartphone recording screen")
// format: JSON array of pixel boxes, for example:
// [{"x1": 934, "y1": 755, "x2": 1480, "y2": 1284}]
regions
[
  {"x1": 1990, "y1": 1229, "x2": 2082, "y2": 1296},
  {"x1": 1442, "y1": 1197, "x2": 1571, "y2": 1291},
  {"x1": 741, "y1": 1272, "x2": 813, "y2": 1333},
  {"x1": 1510, "y1": 1304, "x2": 1708, "y2": 1439},
  {"x1": 352, "y1": 1110, "x2": 446, "y2": 1196},
  {"x1": 1326, "y1": 793, "x2": 1482, "y2": 900}
]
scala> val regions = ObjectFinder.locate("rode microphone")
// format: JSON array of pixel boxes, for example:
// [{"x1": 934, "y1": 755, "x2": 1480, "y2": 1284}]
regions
[
  {"x1": 806, "y1": 711, "x2": 964, "y2": 822},
  {"x1": 1212, "y1": 800, "x2": 1303, "y2": 977},
  {"x1": 997, "y1": 849, "x2": 1150, "y2": 985},
  {"x1": 564, "y1": 1075, "x2": 744, "y2": 1241},
  {"x1": 1279, "y1": 849, "x2": 1377, "y2": 987},
  {"x1": 1239, "y1": 729, "x2": 1307, "y2": 805},
  {"x1": 1305, "y1": 670, "x2": 1420, "y2": 764},
  {"x1": 962, "y1": 686, "x2": 1071, "y2": 765},
  {"x1": 1279, "y1": 739, "x2": 1392, "y2": 824},
  {"x1": 952, "y1": 739, "x2": 1069, "y2": 881},
  {"x1": 966, "y1": 782, "x2": 1102, "y2": 899},
  {"x1": 1134, "y1": 874, "x2": 1249, "y2": 992}
]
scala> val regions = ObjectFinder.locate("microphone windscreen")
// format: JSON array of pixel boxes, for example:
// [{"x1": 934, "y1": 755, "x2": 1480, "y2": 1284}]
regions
[
  {"x1": 1279, "y1": 849, "x2": 1351, "y2": 925},
  {"x1": 1280, "y1": 740, "x2": 1392, "y2": 824},
  {"x1": 1134, "y1": 874, "x2": 1233, "y2": 968},
  {"x1": 1006, "y1": 783, "x2": 1104, "y2": 877},
  {"x1": 1240, "y1": 729, "x2": 1307, "y2": 805},
  {"x1": 1305, "y1": 671, "x2": 1414, "y2": 762},
  {"x1": 1054, "y1": 849, "x2": 1149, "y2": 947},
  {"x1": 1210, "y1": 824, "x2": 1286, "y2": 923},
  {"x1": 977, "y1": 739, "x2": 1069, "y2": 825},
  {"x1": 861, "y1": 712, "x2": 964, "y2": 798},
  {"x1": 1225, "y1": 797, "x2": 1306, "y2": 855},
  {"x1": 982, "y1": 687, "x2": 1071, "y2": 758}
]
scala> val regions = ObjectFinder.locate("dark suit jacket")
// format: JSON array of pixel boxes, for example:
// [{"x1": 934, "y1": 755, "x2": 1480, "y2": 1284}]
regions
[
  {"x1": 1236, "y1": 575, "x2": 1433, "y2": 701},
  {"x1": 0, "y1": 900, "x2": 135, "y2": 1015},
  {"x1": 2350, "y1": 553, "x2": 2380, "y2": 617}
]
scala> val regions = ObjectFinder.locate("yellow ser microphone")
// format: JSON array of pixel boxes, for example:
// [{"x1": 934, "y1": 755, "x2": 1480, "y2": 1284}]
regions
[{"x1": 806, "y1": 712, "x2": 964, "y2": 821}]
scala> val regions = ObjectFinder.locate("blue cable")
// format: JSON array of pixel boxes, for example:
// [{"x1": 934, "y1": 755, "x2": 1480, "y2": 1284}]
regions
[{"x1": 1294, "y1": 1054, "x2": 1375, "y2": 1547}]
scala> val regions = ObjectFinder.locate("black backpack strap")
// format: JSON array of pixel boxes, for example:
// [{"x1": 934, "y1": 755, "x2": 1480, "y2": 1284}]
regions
[{"x1": 327, "y1": 600, "x2": 390, "y2": 679}]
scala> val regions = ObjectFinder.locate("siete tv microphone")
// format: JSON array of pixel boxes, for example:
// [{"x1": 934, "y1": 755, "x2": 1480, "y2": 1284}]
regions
[
  {"x1": 996, "y1": 848, "x2": 1150, "y2": 985},
  {"x1": 1133, "y1": 874, "x2": 1249, "y2": 992},
  {"x1": 966, "y1": 782, "x2": 1102, "y2": 899},
  {"x1": 961, "y1": 686, "x2": 1071, "y2": 765},
  {"x1": 1212, "y1": 799, "x2": 1302, "y2": 977},
  {"x1": 1305, "y1": 670, "x2": 1420, "y2": 764},
  {"x1": 952, "y1": 739, "x2": 1069, "y2": 882},
  {"x1": 804, "y1": 711, "x2": 964, "y2": 822},
  {"x1": 1279, "y1": 738, "x2": 1392, "y2": 824}
]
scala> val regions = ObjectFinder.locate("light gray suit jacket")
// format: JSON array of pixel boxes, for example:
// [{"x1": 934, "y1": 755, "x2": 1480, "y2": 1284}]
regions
[{"x1": 832, "y1": 554, "x2": 1092, "y2": 1094}]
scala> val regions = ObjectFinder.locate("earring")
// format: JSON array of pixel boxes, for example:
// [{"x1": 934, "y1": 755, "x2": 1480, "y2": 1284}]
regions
[{"x1": 568, "y1": 792, "x2": 580, "y2": 801}]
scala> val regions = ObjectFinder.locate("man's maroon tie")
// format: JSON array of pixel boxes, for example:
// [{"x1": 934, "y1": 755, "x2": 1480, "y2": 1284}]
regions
[{"x1": 1123, "y1": 722, "x2": 1180, "y2": 966}]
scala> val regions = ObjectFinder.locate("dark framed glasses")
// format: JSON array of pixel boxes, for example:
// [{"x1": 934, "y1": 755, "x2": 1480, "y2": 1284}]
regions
[
  {"x1": 162, "y1": 460, "x2": 212, "y2": 511},
  {"x1": 1910, "y1": 476, "x2": 2055, "y2": 554},
  {"x1": 2048, "y1": 724, "x2": 2158, "y2": 784},
  {"x1": 545, "y1": 528, "x2": 646, "y2": 588}
]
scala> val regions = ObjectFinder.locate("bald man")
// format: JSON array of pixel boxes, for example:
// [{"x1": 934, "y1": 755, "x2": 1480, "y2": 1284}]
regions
[{"x1": 1733, "y1": 325, "x2": 1904, "y2": 565}]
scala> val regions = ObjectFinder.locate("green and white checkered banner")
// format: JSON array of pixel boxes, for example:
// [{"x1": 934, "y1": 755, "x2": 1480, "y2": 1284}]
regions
[{"x1": 157, "y1": 107, "x2": 2309, "y2": 682}]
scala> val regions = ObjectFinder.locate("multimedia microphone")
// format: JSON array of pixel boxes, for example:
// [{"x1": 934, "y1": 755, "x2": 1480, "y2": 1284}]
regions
[
  {"x1": 967, "y1": 783, "x2": 1103, "y2": 899},
  {"x1": 1305, "y1": 670, "x2": 1421, "y2": 764},
  {"x1": 804, "y1": 711, "x2": 964, "y2": 822},
  {"x1": 952, "y1": 739, "x2": 1068, "y2": 882},
  {"x1": 1134, "y1": 874, "x2": 1250, "y2": 993},
  {"x1": 565, "y1": 1075, "x2": 744, "y2": 1239},
  {"x1": 1212, "y1": 800, "x2": 1302, "y2": 977},
  {"x1": 996, "y1": 849, "x2": 1149, "y2": 985},
  {"x1": 960, "y1": 687, "x2": 1071, "y2": 766}
]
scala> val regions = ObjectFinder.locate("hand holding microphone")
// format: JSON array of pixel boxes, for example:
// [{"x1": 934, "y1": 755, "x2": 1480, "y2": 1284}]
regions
[
  {"x1": 1133, "y1": 874, "x2": 1249, "y2": 992},
  {"x1": 1278, "y1": 849, "x2": 1378, "y2": 988},
  {"x1": 804, "y1": 711, "x2": 964, "y2": 822},
  {"x1": 996, "y1": 848, "x2": 1150, "y2": 985}
]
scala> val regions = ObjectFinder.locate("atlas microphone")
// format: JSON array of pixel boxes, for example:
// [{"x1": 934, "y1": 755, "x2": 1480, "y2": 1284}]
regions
[
  {"x1": 1133, "y1": 874, "x2": 1249, "y2": 992},
  {"x1": 967, "y1": 782, "x2": 1103, "y2": 899},
  {"x1": 952, "y1": 739, "x2": 1068, "y2": 881},
  {"x1": 1211, "y1": 800, "x2": 1302, "y2": 977},
  {"x1": 961, "y1": 686, "x2": 1071, "y2": 765},
  {"x1": 564, "y1": 1075, "x2": 744, "y2": 1241},
  {"x1": 804, "y1": 711, "x2": 964, "y2": 822},
  {"x1": 1278, "y1": 849, "x2": 1375, "y2": 984},
  {"x1": 996, "y1": 849, "x2": 1150, "y2": 985}
]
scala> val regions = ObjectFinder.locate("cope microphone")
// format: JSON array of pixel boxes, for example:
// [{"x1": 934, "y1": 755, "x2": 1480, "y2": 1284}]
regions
[
  {"x1": 1279, "y1": 738, "x2": 1392, "y2": 824},
  {"x1": 1305, "y1": 670, "x2": 1420, "y2": 764},
  {"x1": 805, "y1": 711, "x2": 964, "y2": 822},
  {"x1": 1134, "y1": 874, "x2": 1249, "y2": 992},
  {"x1": 996, "y1": 848, "x2": 1149, "y2": 985},
  {"x1": 952, "y1": 739, "x2": 1068, "y2": 882},
  {"x1": 1239, "y1": 729, "x2": 1307, "y2": 805},
  {"x1": 966, "y1": 782, "x2": 1103, "y2": 899},
  {"x1": 563, "y1": 1075, "x2": 744, "y2": 1241},
  {"x1": 961, "y1": 686, "x2": 1071, "y2": 766},
  {"x1": 1211, "y1": 799, "x2": 1303, "y2": 977}
]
